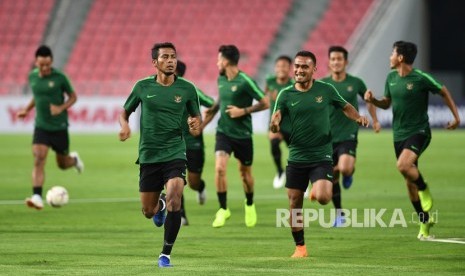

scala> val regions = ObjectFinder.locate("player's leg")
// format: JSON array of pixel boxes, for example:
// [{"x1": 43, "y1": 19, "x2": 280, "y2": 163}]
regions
[
  {"x1": 26, "y1": 143, "x2": 49, "y2": 209},
  {"x1": 309, "y1": 162, "x2": 334, "y2": 205},
  {"x1": 186, "y1": 149, "x2": 206, "y2": 204},
  {"x1": 285, "y1": 164, "x2": 309, "y2": 257},
  {"x1": 332, "y1": 153, "x2": 344, "y2": 227},
  {"x1": 339, "y1": 141, "x2": 357, "y2": 189},
  {"x1": 53, "y1": 129, "x2": 84, "y2": 173},
  {"x1": 140, "y1": 191, "x2": 163, "y2": 219},
  {"x1": 139, "y1": 163, "x2": 166, "y2": 226},
  {"x1": 269, "y1": 131, "x2": 285, "y2": 189}
]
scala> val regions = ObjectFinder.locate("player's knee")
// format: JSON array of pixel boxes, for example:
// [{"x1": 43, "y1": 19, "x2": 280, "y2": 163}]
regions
[
  {"x1": 33, "y1": 154, "x2": 46, "y2": 166},
  {"x1": 166, "y1": 194, "x2": 181, "y2": 212},
  {"x1": 215, "y1": 164, "x2": 226, "y2": 177},
  {"x1": 396, "y1": 160, "x2": 411, "y2": 175},
  {"x1": 142, "y1": 207, "x2": 155, "y2": 219},
  {"x1": 339, "y1": 166, "x2": 353, "y2": 176},
  {"x1": 57, "y1": 161, "x2": 67, "y2": 170}
]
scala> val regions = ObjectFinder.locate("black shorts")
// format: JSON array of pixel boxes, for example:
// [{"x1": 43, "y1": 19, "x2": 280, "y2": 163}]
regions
[
  {"x1": 332, "y1": 140, "x2": 358, "y2": 165},
  {"x1": 215, "y1": 132, "x2": 253, "y2": 166},
  {"x1": 32, "y1": 127, "x2": 69, "y2": 155},
  {"x1": 394, "y1": 134, "x2": 431, "y2": 165},
  {"x1": 139, "y1": 159, "x2": 187, "y2": 192},
  {"x1": 186, "y1": 149, "x2": 205, "y2": 174},
  {"x1": 285, "y1": 161, "x2": 333, "y2": 191},
  {"x1": 281, "y1": 130, "x2": 291, "y2": 146}
]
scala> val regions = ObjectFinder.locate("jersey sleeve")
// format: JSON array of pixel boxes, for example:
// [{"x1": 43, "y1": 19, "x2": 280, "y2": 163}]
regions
[
  {"x1": 419, "y1": 70, "x2": 442, "y2": 94},
  {"x1": 186, "y1": 85, "x2": 201, "y2": 117},
  {"x1": 123, "y1": 82, "x2": 141, "y2": 114},
  {"x1": 196, "y1": 87, "x2": 214, "y2": 108},
  {"x1": 273, "y1": 89, "x2": 287, "y2": 115},
  {"x1": 384, "y1": 74, "x2": 392, "y2": 98},
  {"x1": 61, "y1": 73, "x2": 75, "y2": 95},
  {"x1": 241, "y1": 73, "x2": 265, "y2": 101},
  {"x1": 328, "y1": 83, "x2": 347, "y2": 109}
]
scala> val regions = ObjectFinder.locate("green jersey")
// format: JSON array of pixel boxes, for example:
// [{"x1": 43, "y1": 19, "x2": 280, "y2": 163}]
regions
[
  {"x1": 29, "y1": 68, "x2": 74, "y2": 131},
  {"x1": 384, "y1": 69, "x2": 442, "y2": 141},
  {"x1": 217, "y1": 71, "x2": 265, "y2": 139},
  {"x1": 123, "y1": 75, "x2": 200, "y2": 164},
  {"x1": 266, "y1": 76, "x2": 293, "y2": 134},
  {"x1": 182, "y1": 87, "x2": 214, "y2": 150},
  {"x1": 321, "y1": 74, "x2": 367, "y2": 143},
  {"x1": 274, "y1": 81, "x2": 347, "y2": 163}
]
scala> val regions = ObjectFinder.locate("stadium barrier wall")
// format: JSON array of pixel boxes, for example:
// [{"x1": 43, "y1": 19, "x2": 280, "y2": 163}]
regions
[{"x1": 0, "y1": 96, "x2": 463, "y2": 133}]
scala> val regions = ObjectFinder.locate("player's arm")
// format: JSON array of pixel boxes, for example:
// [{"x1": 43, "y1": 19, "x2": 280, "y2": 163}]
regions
[
  {"x1": 202, "y1": 101, "x2": 219, "y2": 129},
  {"x1": 50, "y1": 92, "x2": 77, "y2": 116},
  {"x1": 119, "y1": 109, "x2": 132, "y2": 141},
  {"x1": 438, "y1": 86, "x2": 460, "y2": 129},
  {"x1": 270, "y1": 109, "x2": 282, "y2": 133},
  {"x1": 188, "y1": 115, "x2": 202, "y2": 136},
  {"x1": 342, "y1": 103, "x2": 369, "y2": 127},
  {"x1": 17, "y1": 98, "x2": 35, "y2": 119},
  {"x1": 364, "y1": 91, "x2": 391, "y2": 110},
  {"x1": 364, "y1": 90, "x2": 381, "y2": 132},
  {"x1": 226, "y1": 97, "x2": 269, "y2": 119}
]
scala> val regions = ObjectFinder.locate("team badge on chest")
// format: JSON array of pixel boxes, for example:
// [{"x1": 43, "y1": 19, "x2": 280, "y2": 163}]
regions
[
  {"x1": 231, "y1": 85, "x2": 237, "y2": 92},
  {"x1": 347, "y1": 85, "x2": 353, "y2": 92},
  {"x1": 315, "y1": 96, "x2": 323, "y2": 103},
  {"x1": 49, "y1": 81, "x2": 54, "y2": 88},
  {"x1": 174, "y1": 95, "x2": 182, "y2": 103},
  {"x1": 406, "y1": 83, "x2": 414, "y2": 90}
]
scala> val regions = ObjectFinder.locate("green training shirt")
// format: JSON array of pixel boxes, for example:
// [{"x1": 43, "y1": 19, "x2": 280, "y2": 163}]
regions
[
  {"x1": 123, "y1": 75, "x2": 200, "y2": 164},
  {"x1": 217, "y1": 71, "x2": 265, "y2": 139},
  {"x1": 182, "y1": 87, "x2": 214, "y2": 150},
  {"x1": 266, "y1": 75, "x2": 293, "y2": 134},
  {"x1": 384, "y1": 69, "x2": 442, "y2": 141},
  {"x1": 29, "y1": 68, "x2": 74, "y2": 131},
  {"x1": 274, "y1": 81, "x2": 348, "y2": 163},
  {"x1": 321, "y1": 74, "x2": 367, "y2": 143}
]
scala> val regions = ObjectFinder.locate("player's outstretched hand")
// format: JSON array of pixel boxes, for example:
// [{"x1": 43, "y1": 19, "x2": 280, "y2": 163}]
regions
[
  {"x1": 446, "y1": 119, "x2": 460, "y2": 130},
  {"x1": 119, "y1": 126, "x2": 131, "y2": 141},
  {"x1": 356, "y1": 116, "x2": 370, "y2": 127},
  {"x1": 364, "y1": 90, "x2": 374, "y2": 102}
]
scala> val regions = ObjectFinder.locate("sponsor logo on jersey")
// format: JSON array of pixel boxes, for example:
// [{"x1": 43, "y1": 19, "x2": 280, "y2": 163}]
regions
[
  {"x1": 407, "y1": 83, "x2": 414, "y2": 90},
  {"x1": 147, "y1": 94, "x2": 156, "y2": 98},
  {"x1": 49, "y1": 81, "x2": 55, "y2": 88},
  {"x1": 315, "y1": 96, "x2": 323, "y2": 103},
  {"x1": 174, "y1": 95, "x2": 182, "y2": 103},
  {"x1": 291, "y1": 101, "x2": 301, "y2": 107}
]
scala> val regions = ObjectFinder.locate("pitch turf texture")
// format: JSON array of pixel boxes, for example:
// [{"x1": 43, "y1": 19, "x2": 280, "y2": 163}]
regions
[{"x1": 1, "y1": 130, "x2": 464, "y2": 275}]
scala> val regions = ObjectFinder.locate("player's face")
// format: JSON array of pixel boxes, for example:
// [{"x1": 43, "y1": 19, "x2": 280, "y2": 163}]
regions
[
  {"x1": 328, "y1": 51, "x2": 347, "y2": 74},
  {"x1": 390, "y1": 47, "x2": 401, "y2": 69},
  {"x1": 294, "y1": 56, "x2": 315, "y2": 84},
  {"x1": 217, "y1": 53, "x2": 228, "y2": 76},
  {"x1": 275, "y1": 59, "x2": 291, "y2": 79},
  {"x1": 35, "y1": 56, "x2": 52, "y2": 77},
  {"x1": 153, "y1": 47, "x2": 177, "y2": 76}
]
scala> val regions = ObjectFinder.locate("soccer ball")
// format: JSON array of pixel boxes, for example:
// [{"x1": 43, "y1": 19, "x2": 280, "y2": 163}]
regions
[{"x1": 46, "y1": 186, "x2": 69, "y2": 207}]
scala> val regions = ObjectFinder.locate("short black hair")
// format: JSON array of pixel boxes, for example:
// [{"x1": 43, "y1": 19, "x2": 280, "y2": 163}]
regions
[
  {"x1": 328, "y1": 45, "x2": 348, "y2": 60},
  {"x1": 275, "y1": 55, "x2": 292, "y2": 64},
  {"x1": 35, "y1": 45, "x2": 53, "y2": 59},
  {"x1": 295, "y1": 51, "x2": 317, "y2": 65},
  {"x1": 176, "y1": 60, "x2": 186, "y2": 77},
  {"x1": 219, "y1": 45, "x2": 240, "y2": 65},
  {"x1": 393, "y1": 41, "x2": 417, "y2": 65},
  {"x1": 151, "y1": 42, "x2": 176, "y2": 59}
]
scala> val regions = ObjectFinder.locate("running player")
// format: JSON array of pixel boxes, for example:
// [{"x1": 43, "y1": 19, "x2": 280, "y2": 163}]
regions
[
  {"x1": 203, "y1": 45, "x2": 269, "y2": 228},
  {"x1": 119, "y1": 42, "x2": 201, "y2": 267},
  {"x1": 271, "y1": 50, "x2": 368, "y2": 258},
  {"x1": 175, "y1": 60, "x2": 214, "y2": 226},
  {"x1": 17, "y1": 45, "x2": 84, "y2": 210},
  {"x1": 266, "y1": 55, "x2": 294, "y2": 189},
  {"x1": 320, "y1": 46, "x2": 380, "y2": 226},
  {"x1": 365, "y1": 41, "x2": 460, "y2": 240}
]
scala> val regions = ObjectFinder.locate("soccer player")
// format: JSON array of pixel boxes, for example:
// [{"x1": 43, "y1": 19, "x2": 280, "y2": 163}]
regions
[
  {"x1": 202, "y1": 45, "x2": 269, "y2": 228},
  {"x1": 365, "y1": 41, "x2": 460, "y2": 239},
  {"x1": 175, "y1": 60, "x2": 215, "y2": 226},
  {"x1": 266, "y1": 55, "x2": 294, "y2": 189},
  {"x1": 119, "y1": 42, "x2": 201, "y2": 267},
  {"x1": 16, "y1": 45, "x2": 84, "y2": 210},
  {"x1": 270, "y1": 51, "x2": 368, "y2": 258},
  {"x1": 320, "y1": 46, "x2": 380, "y2": 226}
]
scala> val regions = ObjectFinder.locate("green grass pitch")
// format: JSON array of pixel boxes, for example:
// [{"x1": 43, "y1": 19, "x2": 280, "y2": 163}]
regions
[{"x1": 0, "y1": 130, "x2": 464, "y2": 275}]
